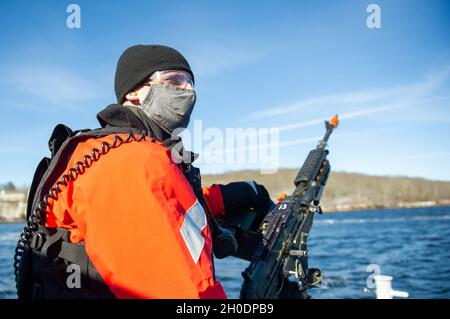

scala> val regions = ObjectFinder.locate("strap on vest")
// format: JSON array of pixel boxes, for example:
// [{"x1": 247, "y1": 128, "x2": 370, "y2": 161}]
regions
[
  {"x1": 30, "y1": 228, "x2": 115, "y2": 299},
  {"x1": 26, "y1": 158, "x2": 50, "y2": 219}
]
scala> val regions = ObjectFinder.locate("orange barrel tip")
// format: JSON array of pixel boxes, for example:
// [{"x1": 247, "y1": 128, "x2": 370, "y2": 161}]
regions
[
  {"x1": 277, "y1": 192, "x2": 287, "y2": 203},
  {"x1": 329, "y1": 114, "x2": 339, "y2": 128}
]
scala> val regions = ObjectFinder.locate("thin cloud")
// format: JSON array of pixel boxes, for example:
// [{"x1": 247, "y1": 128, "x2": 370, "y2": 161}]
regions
[
  {"x1": 250, "y1": 65, "x2": 450, "y2": 119},
  {"x1": 395, "y1": 152, "x2": 450, "y2": 160},
  {"x1": 1, "y1": 65, "x2": 109, "y2": 105},
  {"x1": 202, "y1": 136, "x2": 318, "y2": 156},
  {"x1": 202, "y1": 130, "x2": 372, "y2": 157},
  {"x1": 224, "y1": 96, "x2": 439, "y2": 143},
  {"x1": 276, "y1": 95, "x2": 449, "y2": 133},
  {"x1": 276, "y1": 130, "x2": 382, "y2": 148},
  {"x1": 0, "y1": 128, "x2": 49, "y2": 154},
  {"x1": 187, "y1": 44, "x2": 272, "y2": 78}
]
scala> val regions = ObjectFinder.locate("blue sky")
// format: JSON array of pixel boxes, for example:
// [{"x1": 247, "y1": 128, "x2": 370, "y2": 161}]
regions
[{"x1": 0, "y1": 0, "x2": 449, "y2": 186}]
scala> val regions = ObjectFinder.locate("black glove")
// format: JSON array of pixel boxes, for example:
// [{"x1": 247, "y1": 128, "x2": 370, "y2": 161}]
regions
[
  {"x1": 219, "y1": 182, "x2": 274, "y2": 258},
  {"x1": 220, "y1": 181, "x2": 274, "y2": 215}
]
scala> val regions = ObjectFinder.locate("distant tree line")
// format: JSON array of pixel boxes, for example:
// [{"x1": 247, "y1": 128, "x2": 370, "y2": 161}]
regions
[
  {"x1": 202, "y1": 170, "x2": 450, "y2": 211},
  {"x1": 0, "y1": 182, "x2": 17, "y2": 191}
]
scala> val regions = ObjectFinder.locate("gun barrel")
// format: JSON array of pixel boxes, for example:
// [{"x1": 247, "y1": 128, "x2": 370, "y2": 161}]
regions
[{"x1": 322, "y1": 126, "x2": 333, "y2": 144}]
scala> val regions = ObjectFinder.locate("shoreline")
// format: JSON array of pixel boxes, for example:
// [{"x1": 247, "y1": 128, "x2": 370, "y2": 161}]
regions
[
  {"x1": 2, "y1": 203, "x2": 449, "y2": 224},
  {"x1": 324, "y1": 203, "x2": 450, "y2": 214},
  {"x1": 323, "y1": 200, "x2": 450, "y2": 213},
  {"x1": 0, "y1": 218, "x2": 26, "y2": 224}
]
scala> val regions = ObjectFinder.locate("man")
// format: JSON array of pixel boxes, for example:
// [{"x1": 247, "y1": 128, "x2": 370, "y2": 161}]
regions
[{"x1": 16, "y1": 45, "x2": 273, "y2": 299}]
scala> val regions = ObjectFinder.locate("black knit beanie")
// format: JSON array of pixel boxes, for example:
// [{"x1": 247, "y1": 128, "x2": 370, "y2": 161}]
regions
[{"x1": 114, "y1": 45, "x2": 194, "y2": 103}]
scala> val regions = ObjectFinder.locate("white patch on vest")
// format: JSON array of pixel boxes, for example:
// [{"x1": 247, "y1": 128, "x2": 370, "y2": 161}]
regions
[
  {"x1": 245, "y1": 181, "x2": 258, "y2": 195},
  {"x1": 180, "y1": 200, "x2": 207, "y2": 264}
]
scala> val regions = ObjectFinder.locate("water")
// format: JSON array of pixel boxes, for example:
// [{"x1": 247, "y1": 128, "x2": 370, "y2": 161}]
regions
[
  {"x1": 215, "y1": 206, "x2": 450, "y2": 299},
  {"x1": 1, "y1": 207, "x2": 450, "y2": 299},
  {"x1": 0, "y1": 222, "x2": 22, "y2": 299}
]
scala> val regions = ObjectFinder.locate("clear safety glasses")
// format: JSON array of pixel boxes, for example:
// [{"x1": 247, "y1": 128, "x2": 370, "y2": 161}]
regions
[{"x1": 145, "y1": 70, "x2": 194, "y2": 90}]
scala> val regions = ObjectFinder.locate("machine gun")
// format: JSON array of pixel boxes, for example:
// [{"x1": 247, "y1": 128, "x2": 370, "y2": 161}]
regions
[{"x1": 219, "y1": 115, "x2": 339, "y2": 299}]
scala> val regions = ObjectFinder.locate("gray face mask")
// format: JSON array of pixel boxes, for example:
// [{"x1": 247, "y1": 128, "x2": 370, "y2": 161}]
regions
[{"x1": 140, "y1": 83, "x2": 196, "y2": 134}]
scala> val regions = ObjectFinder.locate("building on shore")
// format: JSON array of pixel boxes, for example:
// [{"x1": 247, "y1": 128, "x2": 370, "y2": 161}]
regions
[{"x1": 0, "y1": 190, "x2": 27, "y2": 221}]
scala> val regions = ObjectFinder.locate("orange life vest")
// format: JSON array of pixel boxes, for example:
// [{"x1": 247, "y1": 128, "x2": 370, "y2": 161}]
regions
[{"x1": 42, "y1": 133, "x2": 226, "y2": 298}]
